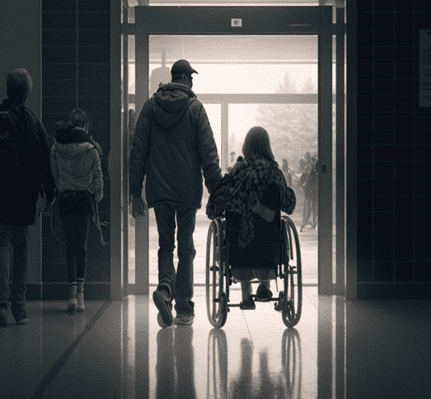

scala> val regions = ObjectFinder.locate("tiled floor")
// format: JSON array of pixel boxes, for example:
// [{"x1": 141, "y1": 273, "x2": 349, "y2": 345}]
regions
[{"x1": 1, "y1": 287, "x2": 430, "y2": 399}]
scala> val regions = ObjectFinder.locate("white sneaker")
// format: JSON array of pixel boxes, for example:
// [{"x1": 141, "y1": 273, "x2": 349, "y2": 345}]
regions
[
  {"x1": 77, "y1": 291, "x2": 85, "y2": 312},
  {"x1": 67, "y1": 295, "x2": 77, "y2": 312},
  {"x1": 174, "y1": 314, "x2": 194, "y2": 325}
]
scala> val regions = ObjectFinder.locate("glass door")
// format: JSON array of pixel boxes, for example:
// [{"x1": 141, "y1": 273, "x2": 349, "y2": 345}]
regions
[{"x1": 131, "y1": 6, "x2": 333, "y2": 295}]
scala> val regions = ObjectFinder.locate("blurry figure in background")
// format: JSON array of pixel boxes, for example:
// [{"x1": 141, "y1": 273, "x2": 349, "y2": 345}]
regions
[
  {"x1": 51, "y1": 108, "x2": 105, "y2": 313},
  {"x1": 304, "y1": 151, "x2": 313, "y2": 173},
  {"x1": 301, "y1": 158, "x2": 318, "y2": 232},
  {"x1": 290, "y1": 159, "x2": 305, "y2": 199},
  {"x1": 281, "y1": 159, "x2": 293, "y2": 188},
  {"x1": 299, "y1": 165, "x2": 309, "y2": 232},
  {"x1": 298, "y1": 152, "x2": 315, "y2": 226},
  {"x1": 297, "y1": 158, "x2": 307, "y2": 175}
]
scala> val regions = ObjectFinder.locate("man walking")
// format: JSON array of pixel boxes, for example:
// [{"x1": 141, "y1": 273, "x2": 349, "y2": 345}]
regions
[
  {"x1": 129, "y1": 60, "x2": 222, "y2": 327},
  {"x1": 0, "y1": 69, "x2": 56, "y2": 327}
]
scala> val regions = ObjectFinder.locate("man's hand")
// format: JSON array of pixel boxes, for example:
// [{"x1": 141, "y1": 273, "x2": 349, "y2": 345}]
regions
[{"x1": 131, "y1": 196, "x2": 148, "y2": 218}]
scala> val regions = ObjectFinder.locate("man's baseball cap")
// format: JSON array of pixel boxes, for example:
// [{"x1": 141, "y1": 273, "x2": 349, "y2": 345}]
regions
[{"x1": 171, "y1": 59, "x2": 198, "y2": 80}]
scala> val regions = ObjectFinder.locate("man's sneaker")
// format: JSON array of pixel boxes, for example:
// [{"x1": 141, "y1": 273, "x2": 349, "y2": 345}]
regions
[
  {"x1": 0, "y1": 305, "x2": 7, "y2": 327},
  {"x1": 153, "y1": 289, "x2": 173, "y2": 327},
  {"x1": 174, "y1": 314, "x2": 194, "y2": 325},
  {"x1": 255, "y1": 285, "x2": 273, "y2": 302},
  {"x1": 157, "y1": 302, "x2": 174, "y2": 328},
  {"x1": 12, "y1": 309, "x2": 28, "y2": 325}
]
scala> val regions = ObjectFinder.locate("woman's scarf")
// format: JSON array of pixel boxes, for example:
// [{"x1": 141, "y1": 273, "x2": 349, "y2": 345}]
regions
[{"x1": 207, "y1": 153, "x2": 296, "y2": 249}]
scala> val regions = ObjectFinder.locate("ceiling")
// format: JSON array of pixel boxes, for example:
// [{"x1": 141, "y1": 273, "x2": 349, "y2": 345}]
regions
[{"x1": 126, "y1": 0, "x2": 345, "y2": 6}]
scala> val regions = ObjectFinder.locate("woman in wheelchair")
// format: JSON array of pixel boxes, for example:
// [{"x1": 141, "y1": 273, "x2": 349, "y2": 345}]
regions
[{"x1": 207, "y1": 126, "x2": 296, "y2": 309}]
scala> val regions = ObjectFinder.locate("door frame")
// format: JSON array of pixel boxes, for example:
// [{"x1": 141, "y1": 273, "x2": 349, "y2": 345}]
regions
[{"x1": 126, "y1": 5, "x2": 334, "y2": 296}]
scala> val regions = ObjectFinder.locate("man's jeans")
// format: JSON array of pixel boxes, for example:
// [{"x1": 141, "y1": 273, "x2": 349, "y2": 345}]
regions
[
  {"x1": 154, "y1": 204, "x2": 197, "y2": 316},
  {"x1": 0, "y1": 223, "x2": 30, "y2": 313}
]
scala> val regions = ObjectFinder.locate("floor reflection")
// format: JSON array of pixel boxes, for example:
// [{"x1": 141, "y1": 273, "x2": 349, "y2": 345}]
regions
[
  {"x1": 155, "y1": 326, "x2": 197, "y2": 399},
  {"x1": 208, "y1": 328, "x2": 301, "y2": 399},
  {"x1": 1, "y1": 288, "x2": 431, "y2": 399},
  {"x1": 153, "y1": 325, "x2": 302, "y2": 399}
]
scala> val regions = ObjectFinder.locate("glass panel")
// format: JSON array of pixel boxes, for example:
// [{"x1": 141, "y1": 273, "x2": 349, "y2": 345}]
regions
[
  {"x1": 149, "y1": 35, "x2": 317, "y2": 93},
  {"x1": 126, "y1": 2, "x2": 322, "y2": 22},
  {"x1": 128, "y1": 33, "x2": 136, "y2": 285},
  {"x1": 333, "y1": 33, "x2": 336, "y2": 285},
  {"x1": 146, "y1": 34, "x2": 318, "y2": 285},
  {"x1": 121, "y1": 31, "x2": 125, "y2": 284}
]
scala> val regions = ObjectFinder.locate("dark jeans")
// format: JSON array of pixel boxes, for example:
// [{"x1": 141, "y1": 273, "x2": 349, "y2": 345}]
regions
[
  {"x1": 0, "y1": 223, "x2": 30, "y2": 313},
  {"x1": 61, "y1": 214, "x2": 90, "y2": 283},
  {"x1": 154, "y1": 204, "x2": 197, "y2": 316}
]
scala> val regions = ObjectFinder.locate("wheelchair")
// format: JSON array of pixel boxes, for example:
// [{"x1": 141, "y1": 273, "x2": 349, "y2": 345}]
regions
[{"x1": 205, "y1": 183, "x2": 303, "y2": 329}]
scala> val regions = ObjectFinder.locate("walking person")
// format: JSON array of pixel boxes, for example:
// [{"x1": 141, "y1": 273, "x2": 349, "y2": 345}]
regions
[
  {"x1": 300, "y1": 158, "x2": 318, "y2": 232},
  {"x1": 50, "y1": 108, "x2": 105, "y2": 313},
  {"x1": 281, "y1": 159, "x2": 293, "y2": 188},
  {"x1": 129, "y1": 59, "x2": 223, "y2": 327},
  {"x1": 304, "y1": 151, "x2": 313, "y2": 172},
  {"x1": 0, "y1": 69, "x2": 56, "y2": 327}
]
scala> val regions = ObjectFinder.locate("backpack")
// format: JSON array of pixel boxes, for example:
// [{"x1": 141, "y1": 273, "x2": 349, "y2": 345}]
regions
[{"x1": 0, "y1": 105, "x2": 26, "y2": 187}]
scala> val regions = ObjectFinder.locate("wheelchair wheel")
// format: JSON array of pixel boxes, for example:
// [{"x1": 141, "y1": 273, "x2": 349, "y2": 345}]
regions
[
  {"x1": 206, "y1": 219, "x2": 228, "y2": 328},
  {"x1": 281, "y1": 216, "x2": 302, "y2": 328}
]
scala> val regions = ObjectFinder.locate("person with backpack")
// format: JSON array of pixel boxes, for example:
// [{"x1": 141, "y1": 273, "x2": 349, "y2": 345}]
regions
[
  {"x1": 130, "y1": 59, "x2": 223, "y2": 327},
  {"x1": 50, "y1": 108, "x2": 105, "y2": 313},
  {"x1": 0, "y1": 69, "x2": 56, "y2": 327}
]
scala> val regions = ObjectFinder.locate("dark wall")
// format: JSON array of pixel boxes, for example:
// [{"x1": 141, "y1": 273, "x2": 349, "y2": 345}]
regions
[
  {"x1": 356, "y1": 1, "x2": 431, "y2": 298},
  {"x1": 0, "y1": 0, "x2": 43, "y2": 299},
  {"x1": 41, "y1": 0, "x2": 111, "y2": 299}
]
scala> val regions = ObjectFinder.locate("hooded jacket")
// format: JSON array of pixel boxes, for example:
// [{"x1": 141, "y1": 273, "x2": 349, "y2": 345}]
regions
[
  {"x1": 50, "y1": 126, "x2": 106, "y2": 245},
  {"x1": 0, "y1": 98, "x2": 56, "y2": 226},
  {"x1": 129, "y1": 82, "x2": 222, "y2": 208},
  {"x1": 51, "y1": 126, "x2": 103, "y2": 199}
]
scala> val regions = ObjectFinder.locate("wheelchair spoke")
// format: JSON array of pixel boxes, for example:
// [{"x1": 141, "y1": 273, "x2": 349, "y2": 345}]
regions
[{"x1": 282, "y1": 217, "x2": 303, "y2": 328}]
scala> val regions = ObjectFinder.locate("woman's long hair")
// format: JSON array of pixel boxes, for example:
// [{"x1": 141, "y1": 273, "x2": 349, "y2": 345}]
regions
[{"x1": 242, "y1": 126, "x2": 277, "y2": 165}]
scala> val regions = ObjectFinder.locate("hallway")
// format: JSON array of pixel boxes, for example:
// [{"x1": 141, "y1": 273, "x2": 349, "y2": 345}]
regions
[{"x1": 1, "y1": 286, "x2": 430, "y2": 399}]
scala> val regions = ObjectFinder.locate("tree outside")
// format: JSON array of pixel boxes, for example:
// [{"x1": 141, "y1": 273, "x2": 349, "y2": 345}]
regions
[{"x1": 254, "y1": 72, "x2": 317, "y2": 173}]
